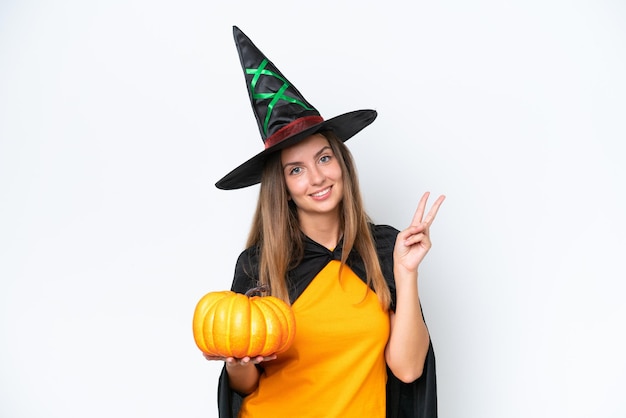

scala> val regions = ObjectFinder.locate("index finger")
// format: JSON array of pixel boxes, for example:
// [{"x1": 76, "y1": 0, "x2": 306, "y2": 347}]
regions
[{"x1": 410, "y1": 191, "x2": 432, "y2": 226}]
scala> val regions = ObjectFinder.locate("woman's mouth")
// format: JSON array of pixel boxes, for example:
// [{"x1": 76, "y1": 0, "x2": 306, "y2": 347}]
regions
[{"x1": 310, "y1": 187, "x2": 331, "y2": 199}]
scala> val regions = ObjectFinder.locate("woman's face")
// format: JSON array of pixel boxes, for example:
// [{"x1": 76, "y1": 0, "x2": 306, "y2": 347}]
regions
[{"x1": 281, "y1": 133, "x2": 344, "y2": 219}]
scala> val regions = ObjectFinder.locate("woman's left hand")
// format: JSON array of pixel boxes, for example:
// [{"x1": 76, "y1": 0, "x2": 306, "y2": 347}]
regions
[{"x1": 394, "y1": 192, "x2": 445, "y2": 274}]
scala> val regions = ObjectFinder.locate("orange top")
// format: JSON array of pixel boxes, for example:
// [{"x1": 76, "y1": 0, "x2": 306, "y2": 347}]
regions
[{"x1": 239, "y1": 260, "x2": 390, "y2": 418}]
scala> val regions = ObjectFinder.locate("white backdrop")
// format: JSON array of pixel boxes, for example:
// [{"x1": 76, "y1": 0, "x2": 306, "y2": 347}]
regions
[{"x1": 1, "y1": 1, "x2": 625, "y2": 417}]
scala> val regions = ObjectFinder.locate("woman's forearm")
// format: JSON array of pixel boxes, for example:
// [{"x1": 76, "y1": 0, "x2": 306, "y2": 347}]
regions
[
  {"x1": 225, "y1": 361, "x2": 262, "y2": 395},
  {"x1": 385, "y1": 267, "x2": 430, "y2": 383}
]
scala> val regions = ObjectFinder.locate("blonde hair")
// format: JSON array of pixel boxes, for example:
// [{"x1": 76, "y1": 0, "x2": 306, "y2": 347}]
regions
[{"x1": 246, "y1": 132, "x2": 391, "y2": 309}]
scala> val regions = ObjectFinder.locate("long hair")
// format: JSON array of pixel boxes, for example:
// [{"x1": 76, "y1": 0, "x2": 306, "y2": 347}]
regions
[{"x1": 246, "y1": 132, "x2": 391, "y2": 309}]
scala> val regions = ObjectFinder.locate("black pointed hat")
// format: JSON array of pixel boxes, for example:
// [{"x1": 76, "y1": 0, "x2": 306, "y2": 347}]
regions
[{"x1": 215, "y1": 26, "x2": 377, "y2": 190}]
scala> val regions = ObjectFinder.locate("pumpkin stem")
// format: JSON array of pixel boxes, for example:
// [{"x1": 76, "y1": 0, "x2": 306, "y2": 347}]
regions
[{"x1": 245, "y1": 285, "x2": 269, "y2": 297}]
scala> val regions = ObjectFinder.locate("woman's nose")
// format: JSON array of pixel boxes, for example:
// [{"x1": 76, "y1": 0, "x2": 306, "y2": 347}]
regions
[{"x1": 309, "y1": 165, "x2": 326, "y2": 185}]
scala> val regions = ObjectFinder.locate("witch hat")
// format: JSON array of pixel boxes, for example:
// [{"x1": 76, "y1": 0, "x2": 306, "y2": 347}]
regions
[{"x1": 215, "y1": 26, "x2": 377, "y2": 190}]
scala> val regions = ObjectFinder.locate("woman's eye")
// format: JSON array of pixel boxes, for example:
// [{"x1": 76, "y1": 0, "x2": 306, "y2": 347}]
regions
[
  {"x1": 290, "y1": 167, "x2": 302, "y2": 175},
  {"x1": 320, "y1": 155, "x2": 331, "y2": 163}
]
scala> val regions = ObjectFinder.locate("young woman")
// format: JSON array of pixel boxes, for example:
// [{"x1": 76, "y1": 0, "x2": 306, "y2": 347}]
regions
[{"x1": 208, "y1": 27, "x2": 444, "y2": 418}]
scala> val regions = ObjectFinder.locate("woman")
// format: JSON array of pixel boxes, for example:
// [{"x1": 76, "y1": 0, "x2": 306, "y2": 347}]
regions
[{"x1": 209, "y1": 27, "x2": 444, "y2": 418}]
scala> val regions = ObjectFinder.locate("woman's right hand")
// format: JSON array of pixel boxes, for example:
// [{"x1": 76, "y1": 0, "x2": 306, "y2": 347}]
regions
[
  {"x1": 203, "y1": 354, "x2": 277, "y2": 366},
  {"x1": 203, "y1": 353, "x2": 277, "y2": 394}
]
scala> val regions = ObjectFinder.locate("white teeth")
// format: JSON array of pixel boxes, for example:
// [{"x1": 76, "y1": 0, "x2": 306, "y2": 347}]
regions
[{"x1": 311, "y1": 187, "x2": 330, "y2": 197}]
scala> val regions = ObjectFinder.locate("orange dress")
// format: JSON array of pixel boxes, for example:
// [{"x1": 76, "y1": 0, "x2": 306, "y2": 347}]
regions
[{"x1": 238, "y1": 260, "x2": 390, "y2": 418}]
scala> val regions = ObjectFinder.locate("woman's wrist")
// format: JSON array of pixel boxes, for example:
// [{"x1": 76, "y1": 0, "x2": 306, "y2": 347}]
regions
[{"x1": 394, "y1": 265, "x2": 418, "y2": 284}]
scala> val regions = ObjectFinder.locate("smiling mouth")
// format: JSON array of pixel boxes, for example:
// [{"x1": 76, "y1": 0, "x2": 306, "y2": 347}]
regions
[{"x1": 310, "y1": 187, "x2": 331, "y2": 198}]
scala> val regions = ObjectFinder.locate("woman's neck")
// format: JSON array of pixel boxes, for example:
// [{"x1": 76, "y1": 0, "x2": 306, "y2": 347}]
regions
[{"x1": 298, "y1": 213, "x2": 342, "y2": 250}]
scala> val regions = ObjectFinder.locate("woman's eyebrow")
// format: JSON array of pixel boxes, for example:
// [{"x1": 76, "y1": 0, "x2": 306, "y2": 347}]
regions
[
  {"x1": 314, "y1": 146, "x2": 332, "y2": 158},
  {"x1": 282, "y1": 146, "x2": 332, "y2": 169}
]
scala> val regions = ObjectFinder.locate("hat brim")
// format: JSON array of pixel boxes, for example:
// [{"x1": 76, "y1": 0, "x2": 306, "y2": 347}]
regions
[{"x1": 215, "y1": 109, "x2": 377, "y2": 190}]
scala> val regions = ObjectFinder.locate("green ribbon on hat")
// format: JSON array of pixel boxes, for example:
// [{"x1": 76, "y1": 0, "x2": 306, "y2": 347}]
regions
[{"x1": 246, "y1": 59, "x2": 314, "y2": 136}]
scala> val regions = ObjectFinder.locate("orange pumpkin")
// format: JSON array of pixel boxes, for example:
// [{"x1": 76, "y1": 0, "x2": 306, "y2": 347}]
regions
[{"x1": 192, "y1": 287, "x2": 296, "y2": 358}]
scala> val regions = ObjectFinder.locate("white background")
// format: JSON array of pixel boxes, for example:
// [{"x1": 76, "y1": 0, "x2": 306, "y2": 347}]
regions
[{"x1": 1, "y1": 1, "x2": 625, "y2": 417}]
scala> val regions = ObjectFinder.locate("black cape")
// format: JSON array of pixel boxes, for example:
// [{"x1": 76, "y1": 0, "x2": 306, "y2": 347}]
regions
[{"x1": 217, "y1": 224, "x2": 438, "y2": 417}]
